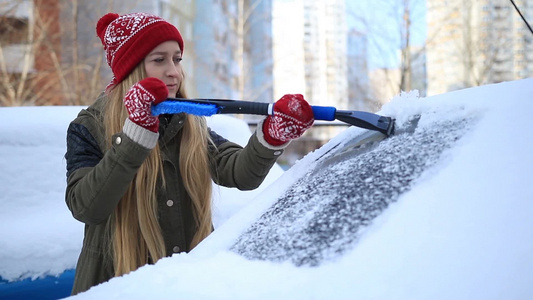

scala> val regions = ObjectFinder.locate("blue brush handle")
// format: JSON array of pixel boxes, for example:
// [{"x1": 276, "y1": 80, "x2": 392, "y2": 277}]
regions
[
  {"x1": 311, "y1": 106, "x2": 336, "y2": 121},
  {"x1": 154, "y1": 98, "x2": 394, "y2": 135},
  {"x1": 162, "y1": 98, "x2": 272, "y2": 115},
  {"x1": 157, "y1": 98, "x2": 337, "y2": 120}
]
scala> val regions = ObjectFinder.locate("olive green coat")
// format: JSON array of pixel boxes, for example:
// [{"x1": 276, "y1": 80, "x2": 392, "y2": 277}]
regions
[{"x1": 65, "y1": 95, "x2": 283, "y2": 294}]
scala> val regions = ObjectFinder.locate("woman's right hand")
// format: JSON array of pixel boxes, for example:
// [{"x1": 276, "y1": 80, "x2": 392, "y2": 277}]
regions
[{"x1": 123, "y1": 77, "x2": 168, "y2": 133}]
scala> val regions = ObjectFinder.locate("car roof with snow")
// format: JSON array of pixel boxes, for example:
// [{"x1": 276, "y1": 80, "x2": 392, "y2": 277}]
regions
[{"x1": 1, "y1": 78, "x2": 533, "y2": 299}]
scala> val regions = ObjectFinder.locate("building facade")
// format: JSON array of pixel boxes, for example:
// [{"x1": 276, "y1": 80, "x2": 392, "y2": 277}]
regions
[
  {"x1": 1, "y1": 0, "x2": 63, "y2": 105},
  {"x1": 427, "y1": 0, "x2": 533, "y2": 95},
  {"x1": 192, "y1": 0, "x2": 273, "y2": 103},
  {"x1": 272, "y1": 0, "x2": 348, "y2": 144}
]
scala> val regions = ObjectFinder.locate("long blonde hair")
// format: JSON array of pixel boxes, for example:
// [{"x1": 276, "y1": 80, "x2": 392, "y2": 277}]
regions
[{"x1": 104, "y1": 64, "x2": 213, "y2": 277}]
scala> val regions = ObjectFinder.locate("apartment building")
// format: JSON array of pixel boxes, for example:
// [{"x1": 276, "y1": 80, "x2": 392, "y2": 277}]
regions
[
  {"x1": 191, "y1": 0, "x2": 273, "y2": 103},
  {"x1": 0, "y1": 0, "x2": 64, "y2": 105},
  {"x1": 427, "y1": 0, "x2": 533, "y2": 95},
  {"x1": 272, "y1": 0, "x2": 348, "y2": 147},
  {"x1": 347, "y1": 29, "x2": 372, "y2": 111}
]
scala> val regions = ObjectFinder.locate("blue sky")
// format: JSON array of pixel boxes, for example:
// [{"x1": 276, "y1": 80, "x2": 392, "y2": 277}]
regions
[{"x1": 346, "y1": 0, "x2": 427, "y2": 70}]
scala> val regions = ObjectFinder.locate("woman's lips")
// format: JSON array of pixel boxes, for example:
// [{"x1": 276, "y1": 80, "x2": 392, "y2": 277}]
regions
[{"x1": 167, "y1": 84, "x2": 177, "y2": 93}]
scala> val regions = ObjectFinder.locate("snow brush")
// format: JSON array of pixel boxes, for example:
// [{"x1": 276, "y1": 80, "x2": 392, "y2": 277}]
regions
[{"x1": 152, "y1": 98, "x2": 395, "y2": 136}]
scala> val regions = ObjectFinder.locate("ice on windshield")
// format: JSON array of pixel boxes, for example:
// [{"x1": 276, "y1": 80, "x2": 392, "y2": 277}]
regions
[{"x1": 231, "y1": 114, "x2": 475, "y2": 266}]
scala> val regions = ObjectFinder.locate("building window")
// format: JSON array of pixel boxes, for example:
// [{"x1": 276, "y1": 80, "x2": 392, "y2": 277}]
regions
[{"x1": 0, "y1": 16, "x2": 29, "y2": 45}]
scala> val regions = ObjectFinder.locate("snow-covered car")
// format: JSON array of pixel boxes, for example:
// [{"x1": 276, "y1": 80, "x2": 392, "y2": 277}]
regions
[
  {"x1": 2, "y1": 78, "x2": 533, "y2": 300},
  {"x1": 0, "y1": 109, "x2": 282, "y2": 300}
]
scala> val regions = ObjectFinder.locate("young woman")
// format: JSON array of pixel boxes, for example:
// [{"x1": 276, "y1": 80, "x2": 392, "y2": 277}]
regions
[{"x1": 64, "y1": 12, "x2": 314, "y2": 294}]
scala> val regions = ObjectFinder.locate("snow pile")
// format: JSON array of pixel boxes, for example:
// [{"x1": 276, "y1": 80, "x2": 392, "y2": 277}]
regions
[{"x1": 0, "y1": 107, "x2": 84, "y2": 281}]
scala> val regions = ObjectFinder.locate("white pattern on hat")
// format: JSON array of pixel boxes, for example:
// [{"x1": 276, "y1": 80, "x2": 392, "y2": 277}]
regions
[{"x1": 104, "y1": 13, "x2": 164, "y2": 67}]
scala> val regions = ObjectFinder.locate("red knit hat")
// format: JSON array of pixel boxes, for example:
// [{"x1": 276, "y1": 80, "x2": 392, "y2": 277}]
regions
[{"x1": 96, "y1": 12, "x2": 184, "y2": 86}]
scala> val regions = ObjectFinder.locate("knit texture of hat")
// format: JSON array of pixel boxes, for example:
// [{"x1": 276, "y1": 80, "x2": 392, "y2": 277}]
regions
[{"x1": 96, "y1": 12, "x2": 184, "y2": 85}]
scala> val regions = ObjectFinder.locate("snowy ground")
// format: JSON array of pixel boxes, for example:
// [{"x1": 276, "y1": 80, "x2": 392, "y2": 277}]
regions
[{"x1": 1, "y1": 78, "x2": 533, "y2": 299}]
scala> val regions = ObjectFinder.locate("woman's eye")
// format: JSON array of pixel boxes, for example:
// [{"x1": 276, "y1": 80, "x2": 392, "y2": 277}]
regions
[
  {"x1": 174, "y1": 57, "x2": 183, "y2": 63},
  {"x1": 154, "y1": 58, "x2": 164, "y2": 63}
]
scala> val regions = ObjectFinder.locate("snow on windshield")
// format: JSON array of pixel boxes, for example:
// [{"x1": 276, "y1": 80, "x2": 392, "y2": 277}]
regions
[{"x1": 231, "y1": 109, "x2": 476, "y2": 266}]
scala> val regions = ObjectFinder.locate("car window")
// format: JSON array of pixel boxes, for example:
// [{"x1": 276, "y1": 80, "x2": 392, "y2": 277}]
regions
[{"x1": 231, "y1": 115, "x2": 475, "y2": 266}]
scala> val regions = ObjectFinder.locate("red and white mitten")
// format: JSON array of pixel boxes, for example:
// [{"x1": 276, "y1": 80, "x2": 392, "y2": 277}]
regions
[
  {"x1": 123, "y1": 77, "x2": 168, "y2": 133},
  {"x1": 262, "y1": 94, "x2": 314, "y2": 146}
]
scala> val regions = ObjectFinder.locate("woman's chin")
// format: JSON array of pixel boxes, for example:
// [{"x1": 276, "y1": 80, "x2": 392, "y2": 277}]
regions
[{"x1": 168, "y1": 90, "x2": 178, "y2": 98}]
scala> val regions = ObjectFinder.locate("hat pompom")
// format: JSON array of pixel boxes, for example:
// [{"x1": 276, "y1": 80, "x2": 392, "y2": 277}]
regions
[{"x1": 96, "y1": 13, "x2": 119, "y2": 40}]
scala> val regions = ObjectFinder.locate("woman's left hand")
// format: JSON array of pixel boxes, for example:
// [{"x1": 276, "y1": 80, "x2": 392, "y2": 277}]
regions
[{"x1": 262, "y1": 94, "x2": 314, "y2": 146}]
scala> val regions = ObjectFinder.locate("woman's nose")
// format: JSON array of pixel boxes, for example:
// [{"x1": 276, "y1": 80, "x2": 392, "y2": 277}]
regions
[{"x1": 166, "y1": 62, "x2": 179, "y2": 77}]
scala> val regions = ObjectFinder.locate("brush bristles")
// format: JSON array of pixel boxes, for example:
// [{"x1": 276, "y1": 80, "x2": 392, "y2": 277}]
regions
[{"x1": 152, "y1": 101, "x2": 219, "y2": 116}]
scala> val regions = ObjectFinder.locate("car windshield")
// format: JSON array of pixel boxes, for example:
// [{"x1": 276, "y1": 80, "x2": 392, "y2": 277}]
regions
[{"x1": 231, "y1": 115, "x2": 475, "y2": 266}]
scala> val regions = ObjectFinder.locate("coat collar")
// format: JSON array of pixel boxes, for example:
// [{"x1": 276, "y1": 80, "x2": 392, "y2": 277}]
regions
[{"x1": 158, "y1": 113, "x2": 186, "y2": 145}]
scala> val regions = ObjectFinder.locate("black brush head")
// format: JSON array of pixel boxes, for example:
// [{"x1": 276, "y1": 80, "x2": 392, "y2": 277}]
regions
[
  {"x1": 335, "y1": 110, "x2": 395, "y2": 137},
  {"x1": 379, "y1": 116, "x2": 395, "y2": 137}
]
